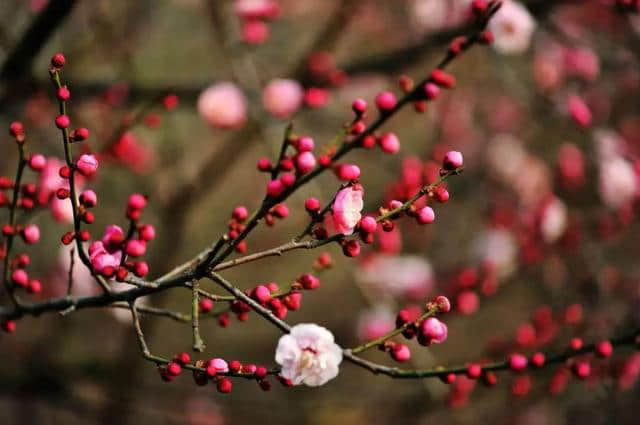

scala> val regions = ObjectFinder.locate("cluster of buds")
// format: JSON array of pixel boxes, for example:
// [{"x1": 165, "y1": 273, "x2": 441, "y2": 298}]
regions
[
  {"x1": 160, "y1": 354, "x2": 274, "y2": 394},
  {"x1": 227, "y1": 205, "x2": 249, "y2": 253},
  {"x1": 382, "y1": 296, "x2": 451, "y2": 363},
  {"x1": 259, "y1": 135, "x2": 322, "y2": 198}
]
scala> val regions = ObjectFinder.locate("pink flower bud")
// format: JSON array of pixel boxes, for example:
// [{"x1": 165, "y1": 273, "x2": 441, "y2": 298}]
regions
[
  {"x1": 242, "y1": 19, "x2": 269, "y2": 44},
  {"x1": 305, "y1": 197, "x2": 321, "y2": 212},
  {"x1": 359, "y1": 216, "x2": 377, "y2": 233},
  {"x1": 139, "y1": 224, "x2": 156, "y2": 241},
  {"x1": 296, "y1": 151, "x2": 317, "y2": 174},
  {"x1": 379, "y1": 132, "x2": 400, "y2": 154},
  {"x1": 336, "y1": 164, "x2": 360, "y2": 181},
  {"x1": 29, "y1": 154, "x2": 46, "y2": 171},
  {"x1": 391, "y1": 344, "x2": 411, "y2": 362},
  {"x1": 419, "y1": 317, "x2": 448, "y2": 345},
  {"x1": 125, "y1": 239, "x2": 147, "y2": 257},
  {"x1": 55, "y1": 115, "x2": 70, "y2": 129},
  {"x1": 375, "y1": 91, "x2": 397, "y2": 112},
  {"x1": 568, "y1": 95, "x2": 592, "y2": 128},
  {"x1": 252, "y1": 285, "x2": 272, "y2": 303},
  {"x1": 128, "y1": 193, "x2": 147, "y2": 210},
  {"x1": 443, "y1": 150, "x2": 463, "y2": 170},
  {"x1": 79, "y1": 190, "x2": 97, "y2": 207},
  {"x1": 267, "y1": 179, "x2": 284, "y2": 197},
  {"x1": 76, "y1": 154, "x2": 99, "y2": 177},
  {"x1": 435, "y1": 295, "x2": 451, "y2": 313},
  {"x1": 595, "y1": 340, "x2": 613, "y2": 358},
  {"x1": 134, "y1": 261, "x2": 149, "y2": 277},
  {"x1": 232, "y1": 206, "x2": 249, "y2": 222},
  {"x1": 22, "y1": 224, "x2": 40, "y2": 244},
  {"x1": 297, "y1": 136, "x2": 314, "y2": 152},
  {"x1": 12, "y1": 269, "x2": 28, "y2": 287},
  {"x1": 423, "y1": 82, "x2": 440, "y2": 100},
  {"x1": 280, "y1": 173, "x2": 295, "y2": 187},
  {"x1": 352, "y1": 98, "x2": 367, "y2": 114},
  {"x1": 416, "y1": 206, "x2": 435, "y2": 224},
  {"x1": 342, "y1": 239, "x2": 361, "y2": 257},
  {"x1": 509, "y1": 353, "x2": 528, "y2": 372}
]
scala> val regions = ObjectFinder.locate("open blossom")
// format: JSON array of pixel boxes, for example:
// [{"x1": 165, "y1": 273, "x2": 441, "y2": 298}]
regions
[
  {"x1": 332, "y1": 186, "x2": 363, "y2": 235},
  {"x1": 275, "y1": 323, "x2": 343, "y2": 386},
  {"x1": 89, "y1": 225, "x2": 125, "y2": 273},
  {"x1": 488, "y1": 0, "x2": 536, "y2": 55},
  {"x1": 197, "y1": 82, "x2": 247, "y2": 129},
  {"x1": 262, "y1": 78, "x2": 304, "y2": 118},
  {"x1": 89, "y1": 241, "x2": 122, "y2": 272}
]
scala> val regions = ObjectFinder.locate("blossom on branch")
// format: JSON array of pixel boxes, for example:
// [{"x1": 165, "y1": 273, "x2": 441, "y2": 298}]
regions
[{"x1": 275, "y1": 323, "x2": 343, "y2": 386}]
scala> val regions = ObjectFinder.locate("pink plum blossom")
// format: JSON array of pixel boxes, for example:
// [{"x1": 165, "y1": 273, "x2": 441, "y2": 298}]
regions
[
  {"x1": 357, "y1": 255, "x2": 434, "y2": 299},
  {"x1": 275, "y1": 323, "x2": 343, "y2": 386},
  {"x1": 197, "y1": 82, "x2": 247, "y2": 129},
  {"x1": 539, "y1": 197, "x2": 568, "y2": 244},
  {"x1": 262, "y1": 78, "x2": 304, "y2": 118},
  {"x1": 332, "y1": 186, "x2": 364, "y2": 235}
]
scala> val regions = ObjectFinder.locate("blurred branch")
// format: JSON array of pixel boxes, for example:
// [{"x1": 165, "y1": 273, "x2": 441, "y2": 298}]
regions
[{"x1": 0, "y1": 0, "x2": 77, "y2": 82}]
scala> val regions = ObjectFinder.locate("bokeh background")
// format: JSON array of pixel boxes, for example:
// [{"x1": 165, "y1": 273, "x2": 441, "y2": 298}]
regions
[{"x1": 1, "y1": 0, "x2": 640, "y2": 424}]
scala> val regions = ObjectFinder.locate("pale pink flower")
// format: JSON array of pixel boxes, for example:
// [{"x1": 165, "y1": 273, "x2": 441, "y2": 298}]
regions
[
  {"x1": 539, "y1": 197, "x2": 568, "y2": 244},
  {"x1": 197, "y1": 82, "x2": 247, "y2": 129},
  {"x1": 488, "y1": 0, "x2": 536, "y2": 55},
  {"x1": 235, "y1": 0, "x2": 279, "y2": 19},
  {"x1": 356, "y1": 306, "x2": 395, "y2": 341},
  {"x1": 51, "y1": 197, "x2": 74, "y2": 223},
  {"x1": 409, "y1": 0, "x2": 471, "y2": 34},
  {"x1": 357, "y1": 255, "x2": 434, "y2": 299},
  {"x1": 599, "y1": 156, "x2": 638, "y2": 209},
  {"x1": 51, "y1": 244, "x2": 97, "y2": 297},
  {"x1": 275, "y1": 323, "x2": 343, "y2": 386},
  {"x1": 262, "y1": 78, "x2": 304, "y2": 118},
  {"x1": 332, "y1": 187, "x2": 363, "y2": 235},
  {"x1": 473, "y1": 229, "x2": 518, "y2": 279}
]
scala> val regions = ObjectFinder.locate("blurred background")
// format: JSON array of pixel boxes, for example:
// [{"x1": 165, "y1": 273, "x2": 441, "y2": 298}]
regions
[{"x1": 1, "y1": 0, "x2": 640, "y2": 424}]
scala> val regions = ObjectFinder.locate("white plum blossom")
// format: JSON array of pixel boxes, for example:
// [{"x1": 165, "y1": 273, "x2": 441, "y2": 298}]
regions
[
  {"x1": 275, "y1": 323, "x2": 343, "y2": 386},
  {"x1": 488, "y1": 0, "x2": 536, "y2": 55}
]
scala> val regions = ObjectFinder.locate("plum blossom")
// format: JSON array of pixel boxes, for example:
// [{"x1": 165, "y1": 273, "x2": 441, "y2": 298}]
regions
[
  {"x1": 598, "y1": 156, "x2": 638, "y2": 209},
  {"x1": 332, "y1": 186, "x2": 363, "y2": 235},
  {"x1": 409, "y1": 0, "x2": 471, "y2": 34},
  {"x1": 38, "y1": 157, "x2": 79, "y2": 223},
  {"x1": 197, "y1": 82, "x2": 247, "y2": 129},
  {"x1": 357, "y1": 255, "x2": 434, "y2": 299},
  {"x1": 89, "y1": 225, "x2": 125, "y2": 273},
  {"x1": 262, "y1": 78, "x2": 304, "y2": 118},
  {"x1": 356, "y1": 306, "x2": 395, "y2": 341},
  {"x1": 275, "y1": 323, "x2": 343, "y2": 386},
  {"x1": 539, "y1": 197, "x2": 568, "y2": 244},
  {"x1": 472, "y1": 228, "x2": 518, "y2": 279},
  {"x1": 488, "y1": 0, "x2": 536, "y2": 55}
]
